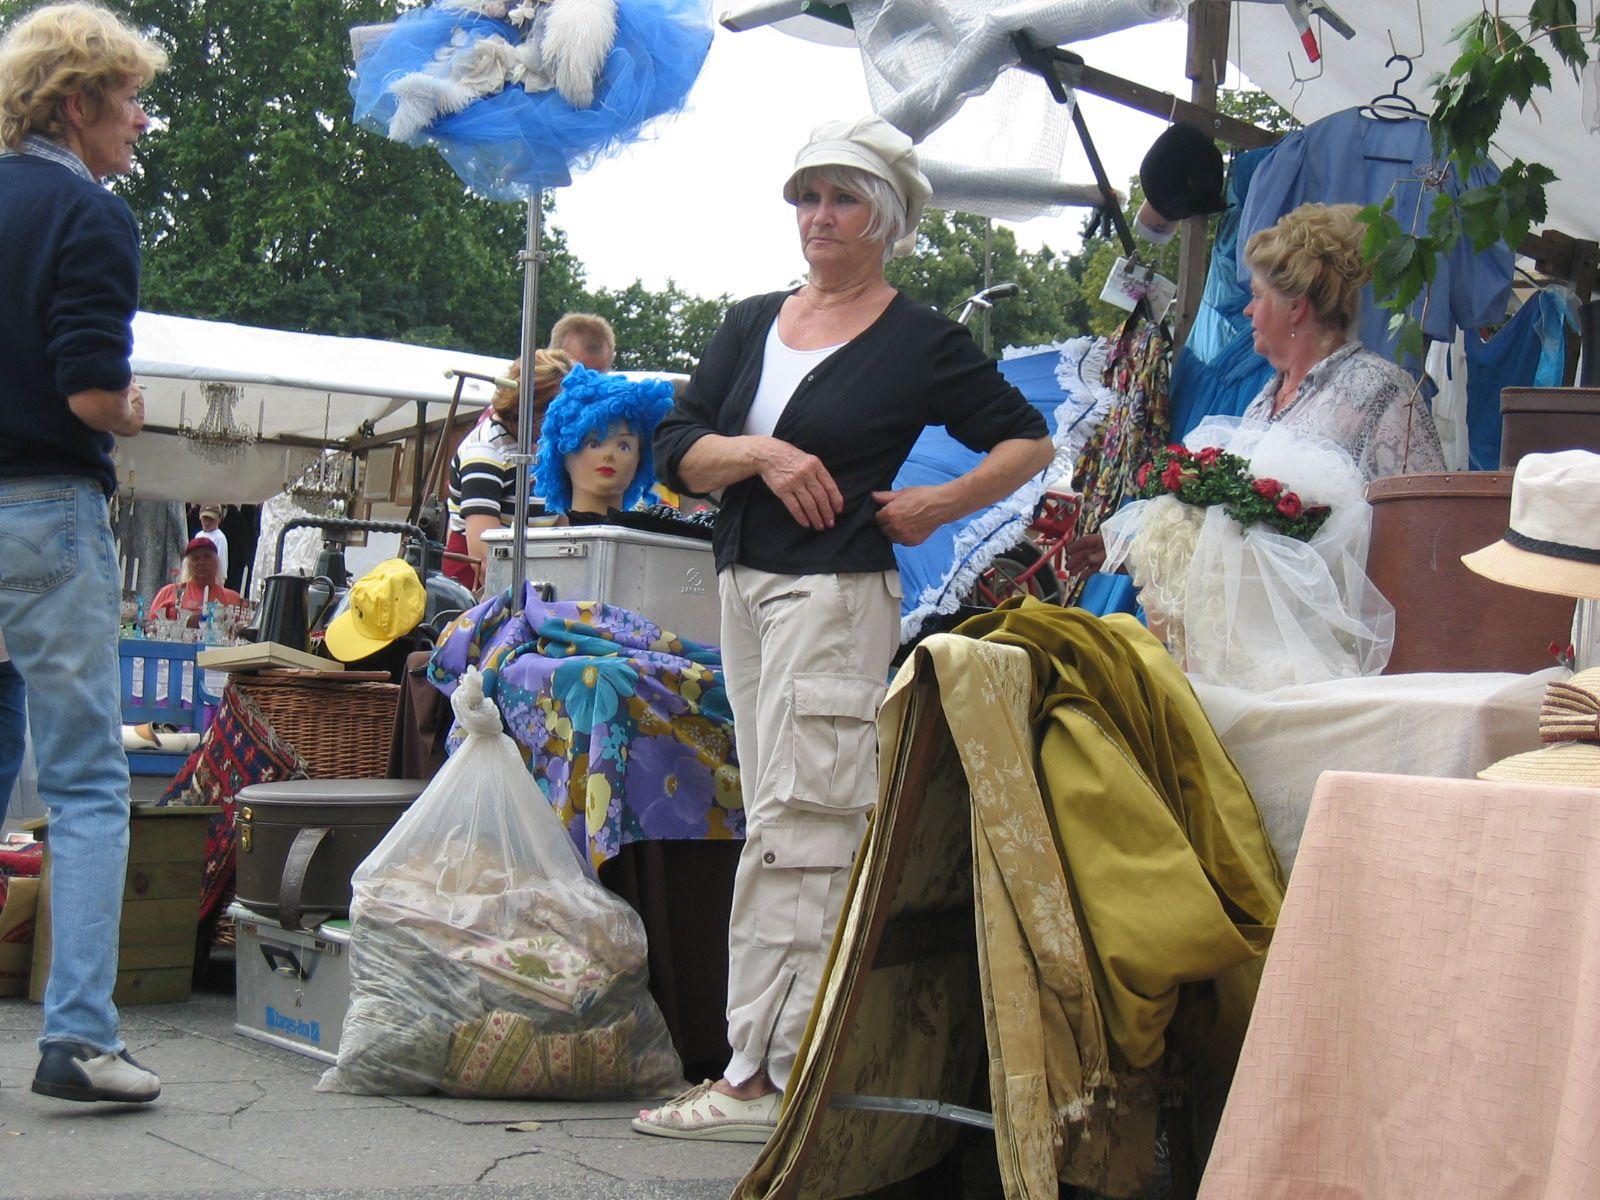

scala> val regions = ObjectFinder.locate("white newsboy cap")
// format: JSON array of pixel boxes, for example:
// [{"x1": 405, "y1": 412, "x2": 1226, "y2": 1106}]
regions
[
  {"x1": 782, "y1": 116, "x2": 931, "y2": 258},
  {"x1": 1462, "y1": 449, "x2": 1600, "y2": 600}
]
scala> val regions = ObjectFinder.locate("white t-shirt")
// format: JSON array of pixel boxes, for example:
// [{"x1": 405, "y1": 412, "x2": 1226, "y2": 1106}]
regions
[
  {"x1": 742, "y1": 321, "x2": 845, "y2": 437},
  {"x1": 195, "y1": 526, "x2": 229, "y2": 581}
]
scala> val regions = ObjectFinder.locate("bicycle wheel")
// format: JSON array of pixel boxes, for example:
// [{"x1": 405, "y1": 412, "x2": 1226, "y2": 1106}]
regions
[{"x1": 963, "y1": 541, "x2": 1063, "y2": 608}]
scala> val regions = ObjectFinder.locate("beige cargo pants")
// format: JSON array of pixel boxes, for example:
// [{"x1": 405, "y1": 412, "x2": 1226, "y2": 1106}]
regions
[{"x1": 719, "y1": 564, "x2": 900, "y2": 1090}]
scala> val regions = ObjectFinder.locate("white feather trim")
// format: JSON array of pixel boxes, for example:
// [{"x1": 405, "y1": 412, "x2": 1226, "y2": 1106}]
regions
[
  {"x1": 386, "y1": 33, "x2": 517, "y2": 139},
  {"x1": 543, "y1": 0, "x2": 617, "y2": 109},
  {"x1": 440, "y1": 0, "x2": 513, "y2": 16},
  {"x1": 1000, "y1": 339, "x2": 1077, "y2": 361}
]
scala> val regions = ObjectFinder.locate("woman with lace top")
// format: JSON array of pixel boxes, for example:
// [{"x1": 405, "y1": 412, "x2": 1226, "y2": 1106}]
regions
[{"x1": 1241, "y1": 202, "x2": 1445, "y2": 482}]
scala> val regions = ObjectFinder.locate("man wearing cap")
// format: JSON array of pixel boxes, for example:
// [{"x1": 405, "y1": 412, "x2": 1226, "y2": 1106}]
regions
[
  {"x1": 146, "y1": 538, "x2": 242, "y2": 630},
  {"x1": 641, "y1": 116, "x2": 1051, "y2": 1142},
  {"x1": 193, "y1": 504, "x2": 228, "y2": 584}
]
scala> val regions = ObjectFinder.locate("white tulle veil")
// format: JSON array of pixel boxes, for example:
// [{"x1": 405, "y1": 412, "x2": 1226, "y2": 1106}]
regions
[{"x1": 1101, "y1": 416, "x2": 1394, "y2": 691}]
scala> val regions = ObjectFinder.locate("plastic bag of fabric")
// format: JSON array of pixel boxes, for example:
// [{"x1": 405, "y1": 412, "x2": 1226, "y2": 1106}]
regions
[{"x1": 318, "y1": 667, "x2": 683, "y2": 1098}]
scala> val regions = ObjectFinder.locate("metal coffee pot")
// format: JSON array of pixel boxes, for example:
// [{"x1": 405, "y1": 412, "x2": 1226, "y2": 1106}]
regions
[{"x1": 255, "y1": 573, "x2": 336, "y2": 653}]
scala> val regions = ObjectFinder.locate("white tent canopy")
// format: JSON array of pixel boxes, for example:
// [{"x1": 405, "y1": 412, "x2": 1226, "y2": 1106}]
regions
[
  {"x1": 1233, "y1": 0, "x2": 1600, "y2": 243},
  {"x1": 119, "y1": 312, "x2": 513, "y2": 503}
]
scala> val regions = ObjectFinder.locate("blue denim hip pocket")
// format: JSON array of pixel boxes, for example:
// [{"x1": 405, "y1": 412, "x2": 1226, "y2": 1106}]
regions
[{"x1": 0, "y1": 487, "x2": 77, "y2": 593}]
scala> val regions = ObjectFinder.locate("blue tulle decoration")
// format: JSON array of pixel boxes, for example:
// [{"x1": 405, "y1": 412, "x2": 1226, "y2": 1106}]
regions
[{"x1": 351, "y1": 0, "x2": 712, "y2": 199}]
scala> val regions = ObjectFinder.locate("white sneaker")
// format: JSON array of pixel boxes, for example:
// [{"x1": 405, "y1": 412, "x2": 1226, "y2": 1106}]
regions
[{"x1": 32, "y1": 1042, "x2": 160, "y2": 1103}]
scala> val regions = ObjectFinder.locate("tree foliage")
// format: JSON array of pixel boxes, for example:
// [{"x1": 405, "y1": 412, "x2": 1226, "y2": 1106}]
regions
[
  {"x1": 886, "y1": 209, "x2": 1093, "y2": 350},
  {"x1": 584, "y1": 280, "x2": 730, "y2": 373}
]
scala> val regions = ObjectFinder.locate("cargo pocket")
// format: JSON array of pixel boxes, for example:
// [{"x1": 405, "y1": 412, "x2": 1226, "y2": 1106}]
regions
[
  {"x1": 751, "y1": 819, "x2": 865, "y2": 950},
  {"x1": 776, "y1": 672, "x2": 886, "y2": 815}
]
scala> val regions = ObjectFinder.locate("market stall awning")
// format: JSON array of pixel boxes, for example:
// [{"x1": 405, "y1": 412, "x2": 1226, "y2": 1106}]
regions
[
  {"x1": 1233, "y1": 0, "x2": 1600, "y2": 243},
  {"x1": 120, "y1": 313, "x2": 513, "y2": 504}
]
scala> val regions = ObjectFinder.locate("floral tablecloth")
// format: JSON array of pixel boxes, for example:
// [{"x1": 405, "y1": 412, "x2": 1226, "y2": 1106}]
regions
[{"x1": 429, "y1": 586, "x2": 743, "y2": 868}]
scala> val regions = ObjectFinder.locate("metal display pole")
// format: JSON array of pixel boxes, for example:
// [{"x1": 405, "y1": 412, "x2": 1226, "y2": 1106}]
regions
[{"x1": 510, "y1": 193, "x2": 544, "y2": 613}]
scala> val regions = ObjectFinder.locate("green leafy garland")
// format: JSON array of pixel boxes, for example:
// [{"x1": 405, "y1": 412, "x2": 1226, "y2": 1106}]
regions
[
  {"x1": 1136, "y1": 445, "x2": 1333, "y2": 541},
  {"x1": 1359, "y1": 5, "x2": 1584, "y2": 364}
]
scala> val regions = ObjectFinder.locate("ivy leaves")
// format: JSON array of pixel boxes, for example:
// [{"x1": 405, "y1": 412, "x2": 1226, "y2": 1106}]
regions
[{"x1": 1362, "y1": 5, "x2": 1579, "y2": 366}]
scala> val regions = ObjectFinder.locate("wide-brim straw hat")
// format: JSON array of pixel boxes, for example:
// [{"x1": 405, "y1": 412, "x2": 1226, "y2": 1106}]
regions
[
  {"x1": 1462, "y1": 449, "x2": 1600, "y2": 600},
  {"x1": 1480, "y1": 668, "x2": 1600, "y2": 788}
]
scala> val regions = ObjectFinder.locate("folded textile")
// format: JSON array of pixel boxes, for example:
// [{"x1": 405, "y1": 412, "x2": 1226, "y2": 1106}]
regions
[
  {"x1": 444, "y1": 1008, "x2": 638, "y2": 1099},
  {"x1": 429, "y1": 586, "x2": 743, "y2": 867},
  {"x1": 957, "y1": 600, "x2": 1285, "y2": 1074},
  {"x1": 156, "y1": 685, "x2": 309, "y2": 923}
]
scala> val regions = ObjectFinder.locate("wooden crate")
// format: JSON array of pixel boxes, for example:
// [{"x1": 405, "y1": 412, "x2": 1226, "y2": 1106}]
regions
[{"x1": 29, "y1": 806, "x2": 218, "y2": 1007}]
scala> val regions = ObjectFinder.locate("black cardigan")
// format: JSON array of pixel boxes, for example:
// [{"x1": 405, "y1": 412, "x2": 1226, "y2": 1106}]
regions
[{"x1": 655, "y1": 290, "x2": 1047, "y2": 576}]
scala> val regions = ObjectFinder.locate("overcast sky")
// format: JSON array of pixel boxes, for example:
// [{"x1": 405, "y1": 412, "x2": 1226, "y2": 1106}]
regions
[{"x1": 551, "y1": 16, "x2": 1201, "y2": 299}]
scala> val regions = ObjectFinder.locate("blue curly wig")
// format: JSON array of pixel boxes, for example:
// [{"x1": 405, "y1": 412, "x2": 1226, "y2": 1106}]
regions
[{"x1": 533, "y1": 365, "x2": 676, "y2": 514}]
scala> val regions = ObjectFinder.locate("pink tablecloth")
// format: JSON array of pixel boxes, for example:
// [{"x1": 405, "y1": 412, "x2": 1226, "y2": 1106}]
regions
[{"x1": 1201, "y1": 770, "x2": 1600, "y2": 1200}]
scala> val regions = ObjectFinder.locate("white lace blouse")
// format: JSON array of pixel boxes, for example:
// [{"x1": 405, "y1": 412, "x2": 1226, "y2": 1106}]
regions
[{"x1": 1241, "y1": 342, "x2": 1446, "y2": 482}]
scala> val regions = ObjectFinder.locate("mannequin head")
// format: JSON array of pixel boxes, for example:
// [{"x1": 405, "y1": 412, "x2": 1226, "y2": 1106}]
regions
[{"x1": 533, "y1": 366, "x2": 675, "y2": 514}]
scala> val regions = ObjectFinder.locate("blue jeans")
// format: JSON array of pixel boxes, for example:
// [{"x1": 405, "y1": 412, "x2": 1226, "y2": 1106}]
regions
[
  {"x1": 0, "y1": 476, "x2": 130, "y2": 1053},
  {"x1": 0, "y1": 658, "x2": 24, "y2": 827}
]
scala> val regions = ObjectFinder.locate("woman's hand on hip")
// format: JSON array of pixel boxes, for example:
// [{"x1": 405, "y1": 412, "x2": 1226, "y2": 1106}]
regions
[
  {"x1": 755, "y1": 437, "x2": 844, "y2": 531},
  {"x1": 870, "y1": 485, "x2": 952, "y2": 546}
]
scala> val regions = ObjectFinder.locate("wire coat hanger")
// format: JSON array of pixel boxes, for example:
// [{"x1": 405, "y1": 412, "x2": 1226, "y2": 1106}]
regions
[
  {"x1": 1360, "y1": 53, "x2": 1425, "y2": 122},
  {"x1": 1359, "y1": 0, "x2": 1428, "y2": 121}
]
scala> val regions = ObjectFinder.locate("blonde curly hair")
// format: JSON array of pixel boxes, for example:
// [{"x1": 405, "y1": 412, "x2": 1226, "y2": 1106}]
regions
[
  {"x1": 491, "y1": 348, "x2": 573, "y2": 417},
  {"x1": 0, "y1": 3, "x2": 166, "y2": 149},
  {"x1": 1244, "y1": 202, "x2": 1372, "y2": 335}
]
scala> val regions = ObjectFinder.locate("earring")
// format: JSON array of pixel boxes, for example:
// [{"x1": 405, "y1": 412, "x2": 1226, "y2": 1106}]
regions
[{"x1": 1290, "y1": 327, "x2": 1297, "y2": 339}]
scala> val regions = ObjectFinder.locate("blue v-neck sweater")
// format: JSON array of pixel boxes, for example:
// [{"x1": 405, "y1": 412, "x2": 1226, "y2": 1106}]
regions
[{"x1": 0, "y1": 153, "x2": 140, "y2": 498}]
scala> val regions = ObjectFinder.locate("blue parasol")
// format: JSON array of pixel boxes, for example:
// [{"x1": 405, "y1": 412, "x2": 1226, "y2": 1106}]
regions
[{"x1": 348, "y1": 0, "x2": 712, "y2": 605}]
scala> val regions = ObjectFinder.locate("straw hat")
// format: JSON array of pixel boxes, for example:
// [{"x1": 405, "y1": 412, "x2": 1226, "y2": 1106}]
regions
[
  {"x1": 1480, "y1": 669, "x2": 1600, "y2": 788},
  {"x1": 1461, "y1": 450, "x2": 1600, "y2": 600}
]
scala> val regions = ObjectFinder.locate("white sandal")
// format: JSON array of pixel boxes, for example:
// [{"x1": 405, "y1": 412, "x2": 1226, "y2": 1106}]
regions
[{"x1": 631, "y1": 1079, "x2": 779, "y2": 1143}]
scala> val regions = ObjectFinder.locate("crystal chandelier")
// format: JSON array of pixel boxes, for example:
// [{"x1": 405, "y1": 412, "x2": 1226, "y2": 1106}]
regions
[
  {"x1": 179, "y1": 382, "x2": 258, "y2": 463},
  {"x1": 286, "y1": 449, "x2": 354, "y2": 515}
]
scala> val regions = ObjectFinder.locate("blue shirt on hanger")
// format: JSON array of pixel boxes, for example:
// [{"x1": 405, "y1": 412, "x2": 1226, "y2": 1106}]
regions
[{"x1": 1235, "y1": 107, "x2": 1513, "y2": 366}]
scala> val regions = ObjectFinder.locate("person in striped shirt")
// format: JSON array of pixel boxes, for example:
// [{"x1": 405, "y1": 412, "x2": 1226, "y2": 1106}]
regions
[{"x1": 444, "y1": 348, "x2": 572, "y2": 590}]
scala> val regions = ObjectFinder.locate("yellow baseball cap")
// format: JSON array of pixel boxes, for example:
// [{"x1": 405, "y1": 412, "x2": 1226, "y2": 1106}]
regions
[{"x1": 324, "y1": 559, "x2": 426, "y2": 663}]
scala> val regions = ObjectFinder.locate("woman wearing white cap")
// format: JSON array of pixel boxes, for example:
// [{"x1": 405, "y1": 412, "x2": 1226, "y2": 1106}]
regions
[{"x1": 639, "y1": 116, "x2": 1053, "y2": 1141}]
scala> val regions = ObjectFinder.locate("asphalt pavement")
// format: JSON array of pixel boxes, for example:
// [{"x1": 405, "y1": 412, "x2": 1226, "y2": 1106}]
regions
[{"x1": 0, "y1": 979, "x2": 759, "y2": 1200}]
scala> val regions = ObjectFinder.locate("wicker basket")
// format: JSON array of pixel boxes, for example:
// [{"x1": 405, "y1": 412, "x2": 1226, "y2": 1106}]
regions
[{"x1": 232, "y1": 670, "x2": 399, "y2": 779}]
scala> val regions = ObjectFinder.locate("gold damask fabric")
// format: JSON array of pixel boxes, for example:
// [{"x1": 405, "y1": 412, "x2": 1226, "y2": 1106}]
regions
[
  {"x1": 961, "y1": 601, "x2": 1285, "y2": 1078},
  {"x1": 735, "y1": 601, "x2": 1284, "y2": 1200}
]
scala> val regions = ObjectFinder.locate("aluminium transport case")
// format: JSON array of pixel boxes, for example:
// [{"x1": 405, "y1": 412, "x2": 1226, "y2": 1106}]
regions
[
  {"x1": 481, "y1": 524, "x2": 720, "y2": 644},
  {"x1": 231, "y1": 902, "x2": 352, "y2": 1064}
]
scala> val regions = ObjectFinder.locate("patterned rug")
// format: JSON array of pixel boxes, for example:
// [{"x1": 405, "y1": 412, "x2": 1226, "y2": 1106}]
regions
[{"x1": 158, "y1": 685, "x2": 309, "y2": 923}]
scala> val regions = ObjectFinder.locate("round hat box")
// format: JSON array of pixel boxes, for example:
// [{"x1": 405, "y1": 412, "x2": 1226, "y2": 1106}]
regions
[
  {"x1": 1365, "y1": 471, "x2": 1575, "y2": 675},
  {"x1": 1500, "y1": 386, "x2": 1600, "y2": 468},
  {"x1": 234, "y1": 779, "x2": 423, "y2": 930}
]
